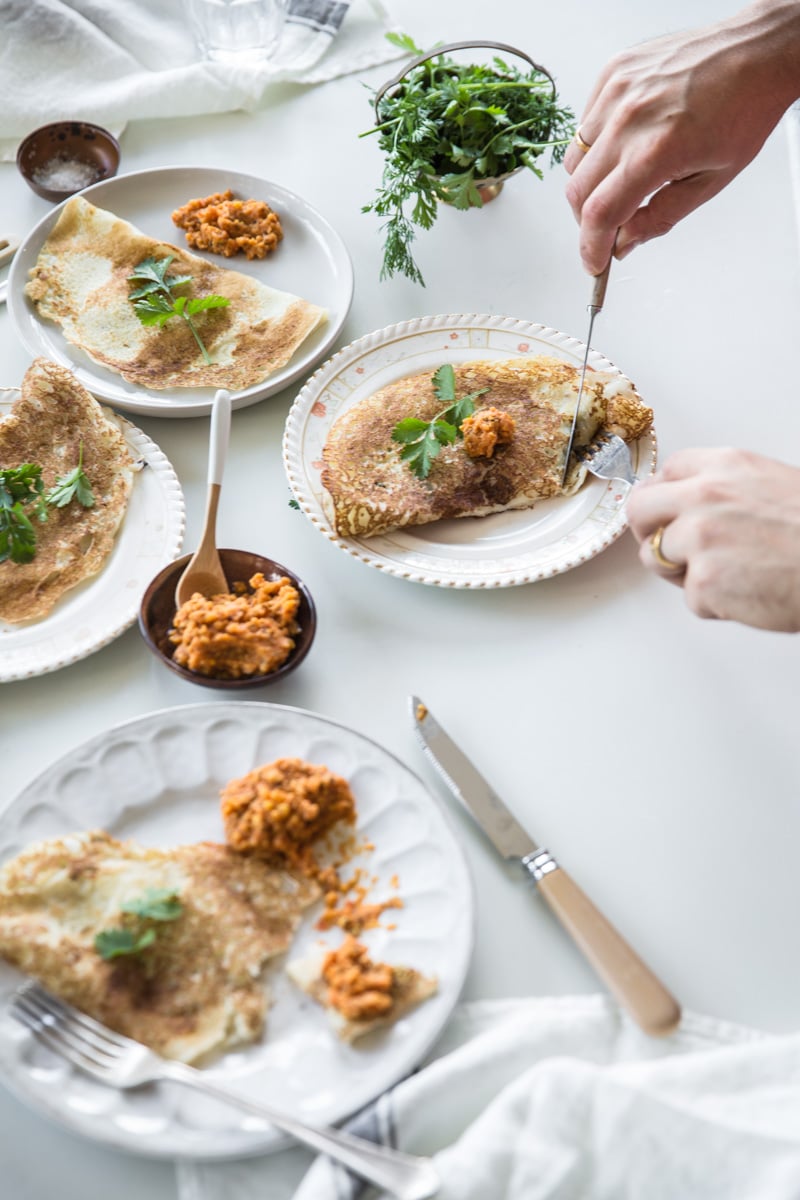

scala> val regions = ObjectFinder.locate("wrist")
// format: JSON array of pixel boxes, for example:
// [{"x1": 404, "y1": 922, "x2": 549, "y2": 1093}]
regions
[{"x1": 723, "y1": 1, "x2": 800, "y2": 107}]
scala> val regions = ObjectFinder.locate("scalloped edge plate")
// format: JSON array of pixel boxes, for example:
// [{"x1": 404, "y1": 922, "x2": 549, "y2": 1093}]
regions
[
  {"x1": 0, "y1": 701, "x2": 474, "y2": 1159},
  {"x1": 0, "y1": 389, "x2": 184, "y2": 680},
  {"x1": 283, "y1": 313, "x2": 657, "y2": 587}
]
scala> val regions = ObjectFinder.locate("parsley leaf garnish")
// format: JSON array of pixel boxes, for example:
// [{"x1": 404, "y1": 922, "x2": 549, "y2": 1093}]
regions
[
  {"x1": 391, "y1": 364, "x2": 488, "y2": 479},
  {"x1": 0, "y1": 464, "x2": 48, "y2": 564},
  {"x1": 363, "y1": 35, "x2": 576, "y2": 283},
  {"x1": 45, "y1": 441, "x2": 95, "y2": 509},
  {"x1": 94, "y1": 928, "x2": 157, "y2": 961},
  {"x1": 128, "y1": 255, "x2": 230, "y2": 365},
  {"x1": 93, "y1": 888, "x2": 184, "y2": 960},
  {"x1": 0, "y1": 448, "x2": 96, "y2": 564},
  {"x1": 121, "y1": 887, "x2": 183, "y2": 922}
]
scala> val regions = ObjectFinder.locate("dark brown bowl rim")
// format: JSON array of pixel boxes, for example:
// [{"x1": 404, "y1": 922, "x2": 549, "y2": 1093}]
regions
[
  {"x1": 138, "y1": 550, "x2": 317, "y2": 690},
  {"x1": 16, "y1": 121, "x2": 121, "y2": 201}
]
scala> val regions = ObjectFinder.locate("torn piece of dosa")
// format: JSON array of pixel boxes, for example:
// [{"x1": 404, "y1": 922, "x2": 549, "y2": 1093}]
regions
[
  {"x1": 321, "y1": 355, "x2": 653, "y2": 538},
  {"x1": 24, "y1": 196, "x2": 328, "y2": 391},
  {"x1": 0, "y1": 359, "x2": 136, "y2": 623},
  {"x1": 287, "y1": 937, "x2": 437, "y2": 1043},
  {"x1": 0, "y1": 830, "x2": 320, "y2": 1064}
]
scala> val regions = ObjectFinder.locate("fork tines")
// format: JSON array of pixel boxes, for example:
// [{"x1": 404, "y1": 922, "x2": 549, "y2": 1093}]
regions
[
  {"x1": 576, "y1": 431, "x2": 612, "y2": 458},
  {"x1": 10, "y1": 980, "x2": 126, "y2": 1066}
]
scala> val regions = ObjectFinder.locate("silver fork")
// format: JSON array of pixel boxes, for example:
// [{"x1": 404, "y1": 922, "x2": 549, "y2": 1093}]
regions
[
  {"x1": 578, "y1": 432, "x2": 638, "y2": 486},
  {"x1": 10, "y1": 981, "x2": 440, "y2": 1200}
]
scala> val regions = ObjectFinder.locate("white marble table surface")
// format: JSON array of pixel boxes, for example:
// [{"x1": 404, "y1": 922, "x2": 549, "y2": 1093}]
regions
[{"x1": 2, "y1": 1, "x2": 800, "y2": 1196}]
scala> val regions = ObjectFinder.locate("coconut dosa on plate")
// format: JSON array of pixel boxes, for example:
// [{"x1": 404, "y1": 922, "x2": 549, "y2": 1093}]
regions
[
  {"x1": 24, "y1": 196, "x2": 328, "y2": 391},
  {"x1": 321, "y1": 356, "x2": 653, "y2": 538},
  {"x1": 0, "y1": 358, "x2": 135, "y2": 623},
  {"x1": 0, "y1": 831, "x2": 319, "y2": 1063}
]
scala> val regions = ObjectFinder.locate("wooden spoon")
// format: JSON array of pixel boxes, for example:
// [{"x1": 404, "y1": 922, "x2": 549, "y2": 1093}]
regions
[{"x1": 174, "y1": 389, "x2": 232, "y2": 607}]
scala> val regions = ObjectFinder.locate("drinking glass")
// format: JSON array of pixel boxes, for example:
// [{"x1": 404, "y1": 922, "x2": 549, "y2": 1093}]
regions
[{"x1": 184, "y1": 0, "x2": 288, "y2": 65}]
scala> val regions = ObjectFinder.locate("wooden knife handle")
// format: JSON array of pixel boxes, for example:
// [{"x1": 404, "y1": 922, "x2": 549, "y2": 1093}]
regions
[
  {"x1": 590, "y1": 259, "x2": 611, "y2": 312},
  {"x1": 535, "y1": 864, "x2": 681, "y2": 1037}
]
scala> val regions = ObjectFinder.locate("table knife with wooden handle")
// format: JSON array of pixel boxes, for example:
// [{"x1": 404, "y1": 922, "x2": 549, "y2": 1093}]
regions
[{"x1": 410, "y1": 695, "x2": 681, "y2": 1038}]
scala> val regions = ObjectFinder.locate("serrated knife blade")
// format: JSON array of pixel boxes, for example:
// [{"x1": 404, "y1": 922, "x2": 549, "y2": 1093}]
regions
[{"x1": 410, "y1": 696, "x2": 681, "y2": 1038}]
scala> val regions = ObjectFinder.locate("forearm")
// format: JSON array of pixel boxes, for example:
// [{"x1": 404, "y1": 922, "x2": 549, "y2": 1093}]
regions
[{"x1": 711, "y1": 1, "x2": 800, "y2": 112}]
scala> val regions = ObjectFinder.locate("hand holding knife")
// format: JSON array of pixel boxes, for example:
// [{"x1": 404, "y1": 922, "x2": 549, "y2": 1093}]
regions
[{"x1": 411, "y1": 696, "x2": 681, "y2": 1038}]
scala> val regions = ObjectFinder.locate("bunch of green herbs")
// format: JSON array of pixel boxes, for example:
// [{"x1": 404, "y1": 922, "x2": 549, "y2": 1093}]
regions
[{"x1": 362, "y1": 34, "x2": 576, "y2": 285}]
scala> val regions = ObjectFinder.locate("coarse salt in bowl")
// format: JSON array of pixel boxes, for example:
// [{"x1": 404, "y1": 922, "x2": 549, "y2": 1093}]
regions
[{"x1": 17, "y1": 122, "x2": 120, "y2": 203}]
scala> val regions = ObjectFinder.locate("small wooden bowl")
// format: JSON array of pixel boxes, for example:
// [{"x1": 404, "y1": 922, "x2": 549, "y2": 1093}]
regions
[
  {"x1": 138, "y1": 549, "x2": 317, "y2": 690},
  {"x1": 16, "y1": 121, "x2": 120, "y2": 202}
]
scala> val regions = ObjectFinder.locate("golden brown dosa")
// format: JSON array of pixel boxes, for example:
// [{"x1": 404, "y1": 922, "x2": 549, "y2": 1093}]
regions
[
  {"x1": 0, "y1": 359, "x2": 135, "y2": 623},
  {"x1": 321, "y1": 355, "x2": 653, "y2": 538},
  {"x1": 24, "y1": 196, "x2": 328, "y2": 391},
  {"x1": 0, "y1": 830, "x2": 320, "y2": 1063}
]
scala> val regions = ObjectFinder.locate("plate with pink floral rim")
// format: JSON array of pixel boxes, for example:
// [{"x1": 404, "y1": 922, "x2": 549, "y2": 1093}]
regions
[{"x1": 282, "y1": 313, "x2": 657, "y2": 588}]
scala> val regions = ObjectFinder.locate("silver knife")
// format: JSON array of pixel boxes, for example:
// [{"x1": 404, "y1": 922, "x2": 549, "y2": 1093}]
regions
[
  {"x1": 561, "y1": 259, "x2": 612, "y2": 487},
  {"x1": 410, "y1": 696, "x2": 681, "y2": 1038}
]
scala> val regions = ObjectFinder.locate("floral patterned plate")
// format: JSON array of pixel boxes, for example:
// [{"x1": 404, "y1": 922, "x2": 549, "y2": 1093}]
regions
[{"x1": 282, "y1": 313, "x2": 657, "y2": 588}]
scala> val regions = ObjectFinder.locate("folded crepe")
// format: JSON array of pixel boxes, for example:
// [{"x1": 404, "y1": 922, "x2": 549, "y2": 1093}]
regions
[
  {"x1": 0, "y1": 359, "x2": 136, "y2": 623},
  {"x1": 321, "y1": 355, "x2": 653, "y2": 538},
  {"x1": 0, "y1": 830, "x2": 319, "y2": 1063},
  {"x1": 25, "y1": 196, "x2": 327, "y2": 391}
]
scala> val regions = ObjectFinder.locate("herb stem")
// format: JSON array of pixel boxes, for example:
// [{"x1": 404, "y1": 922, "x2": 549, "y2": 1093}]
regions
[
  {"x1": 184, "y1": 313, "x2": 213, "y2": 365},
  {"x1": 456, "y1": 80, "x2": 554, "y2": 92}
]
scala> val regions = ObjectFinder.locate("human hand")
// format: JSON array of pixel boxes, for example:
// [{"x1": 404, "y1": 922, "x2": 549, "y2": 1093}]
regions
[
  {"x1": 626, "y1": 447, "x2": 800, "y2": 631},
  {"x1": 563, "y1": 2, "x2": 800, "y2": 274}
]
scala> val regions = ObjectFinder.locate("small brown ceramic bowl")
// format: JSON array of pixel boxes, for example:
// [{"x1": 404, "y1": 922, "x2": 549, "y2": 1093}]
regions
[
  {"x1": 16, "y1": 121, "x2": 121, "y2": 202},
  {"x1": 138, "y1": 548, "x2": 317, "y2": 690}
]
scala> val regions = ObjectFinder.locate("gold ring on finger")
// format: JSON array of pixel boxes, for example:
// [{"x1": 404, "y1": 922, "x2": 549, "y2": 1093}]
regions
[
  {"x1": 573, "y1": 127, "x2": 592, "y2": 154},
  {"x1": 649, "y1": 525, "x2": 684, "y2": 574}
]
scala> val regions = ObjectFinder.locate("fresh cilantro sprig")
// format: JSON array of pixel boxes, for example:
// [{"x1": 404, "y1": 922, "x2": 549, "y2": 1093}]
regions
[
  {"x1": 0, "y1": 464, "x2": 48, "y2": 564},
  {"x1": 392, "y1": 364, "x2": 488, "y2": 479},
  {"x1": 46, "y1": 441, "x2": 95, "y2": 509},
  {"x1": 128, "y1": 256, "x2": 230, "y2": 365},
  {"x1": 362, "y1": 33, "x2": 576, "y2": 284},
  {"x1": 94, "y1": 887, "x2": 184, "y2": 961}
]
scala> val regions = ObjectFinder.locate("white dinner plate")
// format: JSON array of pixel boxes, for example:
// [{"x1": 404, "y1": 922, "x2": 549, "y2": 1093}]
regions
[
  {"x1": 283, "y1": 313, "x2": 657, "y2": 588},
  {"x1": 8, "y1": 166, "x2": 354, "y2": 418},
  {"x1": 0, "y1": 391, "x2": 184, "y2": 681},
  {"x1": 0, "y1": 701, "x2": 474, "y2": 1160}
]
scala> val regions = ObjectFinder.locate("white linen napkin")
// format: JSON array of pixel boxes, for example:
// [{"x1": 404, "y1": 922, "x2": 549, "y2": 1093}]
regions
[
  {"x1": 177, "y1": 994, "x2": 800, "y2": 1200},
  {"x1": 0, "y1": 0, "x2": 403, "y2": 160}
]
